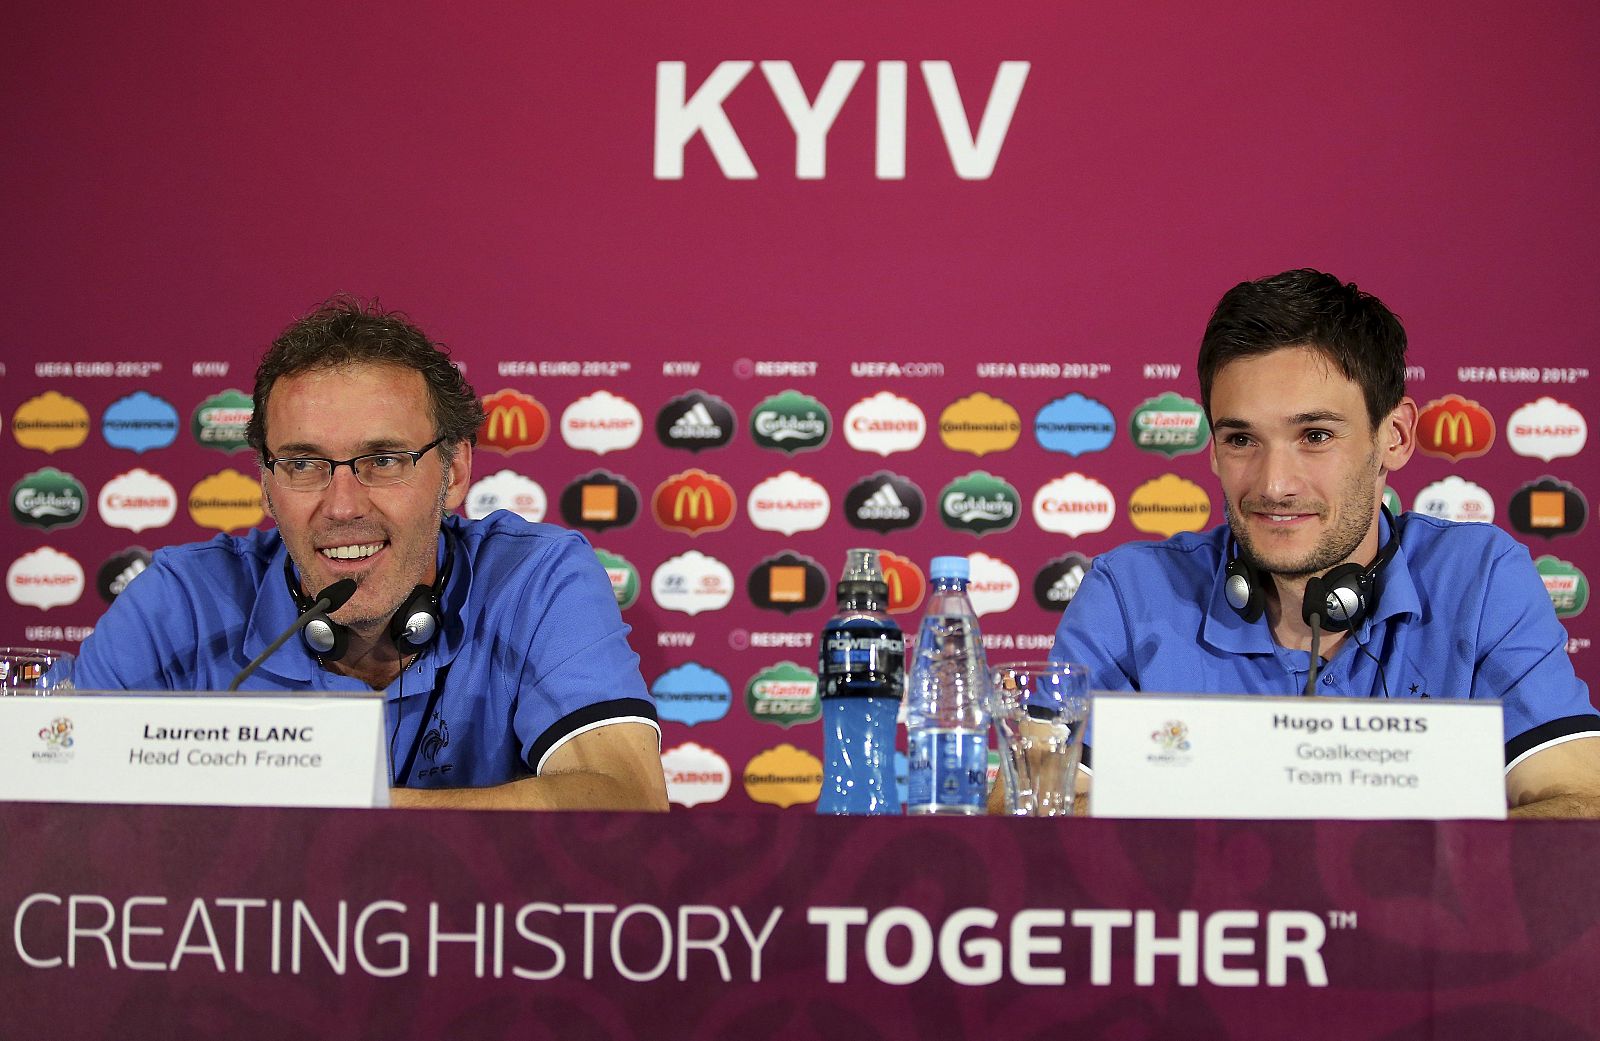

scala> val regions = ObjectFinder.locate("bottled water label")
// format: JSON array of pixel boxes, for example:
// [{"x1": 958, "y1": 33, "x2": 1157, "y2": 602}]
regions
[{"x1": 907, "y1": 729, "x2": 986, "y2": 812}]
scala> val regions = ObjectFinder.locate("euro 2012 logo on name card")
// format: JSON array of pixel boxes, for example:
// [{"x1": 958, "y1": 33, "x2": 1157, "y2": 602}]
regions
[
  {"x1": 35, "y1": 717, "x2": 76, "y2": 762},
  {"x1": 1151, "y1": 720, "x2": 1191, "y2": 753}
]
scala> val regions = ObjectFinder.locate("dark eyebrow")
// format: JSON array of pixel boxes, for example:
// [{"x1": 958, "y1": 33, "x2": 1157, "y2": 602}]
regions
[
  {"x1": 270, "y1": 437, "x2": 412, "y2": 457},
  {"x1": 1211, "y1": 411, "x2": 1349, "y2": 434}
]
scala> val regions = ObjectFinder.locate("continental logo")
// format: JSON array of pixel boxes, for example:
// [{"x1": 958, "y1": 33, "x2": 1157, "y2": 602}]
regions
[
  {"x1": 939, "y1": 392, "x2": 1021, "y2": 456},
  {"x1": 188, "y1": 469, "x2": 264, "y2": 532},
  {"x1": 653, "y1": 469, "x2": 736, "y2": 535},
  {"x1": 1127, "y1": 474, "x2": 1211, "y2": 537},
  {"x1": 191, "y1": 389, "x2": 253, "y2": 454},
  {"x1": 878, "y1": 550, "x2": 926, "y2": 615},
  {"x1": 13, "y1": 392, "x2": 90, "y2": 454},
  {"x1": 743, "y1": 744, "x2": 824, "y2": 809},
  {"x1": 747, "y1": 552, "x2": 828, "y2": 613},
  {"x1": 745, "y1": 661, "x2": 821, "y2": 727},
  {"x1": 1416, "y1": 395, "x2": 1495, "y2": 461},
  {"x1": 477, "y1": 389, "x2": 550, "y2": 453}
]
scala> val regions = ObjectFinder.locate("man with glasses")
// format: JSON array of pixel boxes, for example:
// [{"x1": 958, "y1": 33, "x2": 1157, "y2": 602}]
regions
[{"x1": 76, "y1": 298, "x2": 668, "y2": 811}]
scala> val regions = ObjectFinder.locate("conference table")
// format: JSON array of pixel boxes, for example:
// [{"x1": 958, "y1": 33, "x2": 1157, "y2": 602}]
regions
[{"x1": 4, "y1": 802, "x2": 1598, "y2": 1039}]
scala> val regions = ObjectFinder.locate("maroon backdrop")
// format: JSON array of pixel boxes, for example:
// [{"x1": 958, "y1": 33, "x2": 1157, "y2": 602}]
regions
[{"x1": 3, "y1": 2, "x2": 1595, "y2": 810}]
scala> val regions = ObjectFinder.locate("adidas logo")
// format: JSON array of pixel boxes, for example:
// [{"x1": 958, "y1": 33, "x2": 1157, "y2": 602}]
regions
[
  {"x1": 857, "y1": 483, "x2": 910, "y2": 521},
  {"x1": 669, "y1": 402, "x2": 724, "y2": 440},
  {"x1": 1047, "y1": 566, "x2": 1085, "y2": 602}
]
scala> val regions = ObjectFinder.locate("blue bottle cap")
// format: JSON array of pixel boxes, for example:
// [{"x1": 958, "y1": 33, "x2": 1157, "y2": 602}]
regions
[{"x1": 929, "y1": 555, "x2": 969, "y2": 581}]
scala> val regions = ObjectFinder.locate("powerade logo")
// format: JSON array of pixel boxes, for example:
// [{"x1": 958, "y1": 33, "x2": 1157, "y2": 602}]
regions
[
  {"x1": 843, "y1": 471, "x2": 924, "y2": 533},
  {"x1": 11, "y1": 468, "x2": 86, "y2": 530},
  {"x1": 747, "y1": 552, "x2": 829, "y2": 614},
  {"x1": 657, "y1": 391, "x2": 735, "y2": 452},
  {"x1": 191, "y1": 389, "x2": 253, "y2": 454},
  {"x1": 102, "y1": 391, "x2": 179, "y2": 453},
  {"x1": 939, "y1": 472, "x2": 1020, "y2": 535},
  {"x1": 1035, "y1": 393, "x2": 1115, "y2": 456},
  {"x1": 651, "y1": 662, "x2": 732, "y2": 726},
  {"x1": 750, "y1": 390, "x2": 830, "y2": 453}
]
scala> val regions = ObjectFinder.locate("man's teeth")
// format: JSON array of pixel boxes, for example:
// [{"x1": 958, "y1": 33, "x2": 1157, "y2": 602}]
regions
[{"x1": 321, "y1": 542, "x2": 383, "y2": 560}]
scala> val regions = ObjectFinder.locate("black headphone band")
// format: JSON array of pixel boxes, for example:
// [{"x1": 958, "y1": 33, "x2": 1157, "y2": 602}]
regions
[
  {"x1": 284, "y1": 526, "x2": 457, "y2": 660},
  {"x1": 1226, "y1": 504, "x2": 1401, "y2": 632}
]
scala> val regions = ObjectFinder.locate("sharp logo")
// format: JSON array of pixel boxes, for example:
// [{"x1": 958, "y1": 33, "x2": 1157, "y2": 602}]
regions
[{"x1": 655, "y1": 60, "x2": 1030, "y2": 181}]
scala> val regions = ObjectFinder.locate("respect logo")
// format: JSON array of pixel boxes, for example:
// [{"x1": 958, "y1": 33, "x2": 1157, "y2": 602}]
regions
[
  {"x1": 939, "y1": 392, "x2": 1021, "y2": 456},
  {"x1": 477, "y1": 389, "x2": 549, "y2": 454},
  {"x1": 191, "y1": 389, "x2": 253, "y2": 454},
  {"x1": 1129, "y1": 393, "x2": 1208, "y2": 457},
  {"x1": 562, "y1": 391, "x2": 642, "y2": 455},
  {"x1": 657, "y1": 390, "x2": 735, "y2": 452},
  {"x1": 651, "y1": 662, "x2": 732, "y2": 726},
  {"x1": 466, "y1": 469, "x2": 547, "y2": 522},
  {"x1": 11, "y1": 468, "x2": 86, "y2": 530},
  {"x1": 939, "y1": 471, "x2": 1020, "y2": 536},
  {"x1": 1035, "y1": 393, "x2": 1115, "y2": 456},
  {"x1": 102, "y1": 391, "x2": 179, "y2": 453},
  {"x1": 1412, "y1": 476, "x2": 1495, "y2": 524},
  {"x1": 1417, "y1": 395, "x2": 1495, "y2": 461},
  {"x1": 7, "y1": 546, "x2": 85, "y2": 611},
  {"x1": 843, "y1": 392, "x2": 926, "y2": 457},
  {"x1": 98, "y1": 468, "x2": 178, "y2": 533},
  {"x1": 747, "y1": 471, "x2": 829, "y2": 536},
  {"x1": 13, "y1": 392, "x2": 90, "y2": 454},
  {"x1": 750, "y1": 390, "x2": 830, "y2": 454},
  {"x1": 745, "y1": 662, "x2": 821, "y2": 727}
]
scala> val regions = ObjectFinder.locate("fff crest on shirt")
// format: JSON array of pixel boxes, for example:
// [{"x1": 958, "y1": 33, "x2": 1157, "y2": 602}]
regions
[
  {"x1": 477, "y1": 389, "x2": 550, "y2": 454},
  {"x1": 1416, "y1": 395, "x2": 1495, "y2": 461},
  {"x1": 656, "y1": 390, "x2": 735, "y2": 452},
  {"x1": 558, "y1": 471, "x2": 640, "y2": 532},
  {"x1": 653, "y1": 469, "x2": 736, "y2": 535},
  {"x1": 746, "y1": 552, "x2": 828, "y2": 614}
]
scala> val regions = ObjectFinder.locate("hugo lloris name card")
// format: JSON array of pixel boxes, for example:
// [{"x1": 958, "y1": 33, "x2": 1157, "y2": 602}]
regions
[
  {"x1": 1089, "y1": 692, "x2": 1505, "y2": 820},
  {"x1": 0, "y1": 691, "x2": 388, "y2": 808}
]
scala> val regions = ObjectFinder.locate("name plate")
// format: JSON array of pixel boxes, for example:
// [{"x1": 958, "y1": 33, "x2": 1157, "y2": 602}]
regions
[
  {"x1": 1089, "y1": 692, "x2": 1505, "y2": 820},
  {"x1": 0, "y1": 691, "x2": 388, "y2": 808}
]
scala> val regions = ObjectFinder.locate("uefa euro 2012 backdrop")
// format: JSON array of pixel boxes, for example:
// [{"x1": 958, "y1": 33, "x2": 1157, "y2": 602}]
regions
[{"x1": 2, "y1": 4, "x2": 1594, "y2": 811}]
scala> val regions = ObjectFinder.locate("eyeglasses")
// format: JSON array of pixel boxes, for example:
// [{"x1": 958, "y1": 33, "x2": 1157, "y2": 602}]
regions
[{"x1": 264, "y1": 438, "x2": 443, "y2": 491}]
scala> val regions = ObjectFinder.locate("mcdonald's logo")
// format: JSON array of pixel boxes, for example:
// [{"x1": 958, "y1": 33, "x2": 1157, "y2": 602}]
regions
[
  {"x1": 1416, "y1": 395, "x2": 1494, "y2": 461},
  {"x1": 653, "y1": 469, "x2": 736, "y2": 535},
  {"x1": 878, "y1": 550, "x2": 926, "y2": 615},
  {"x1": 477, "y1": 389, "x2": 549, "y2": 454}
]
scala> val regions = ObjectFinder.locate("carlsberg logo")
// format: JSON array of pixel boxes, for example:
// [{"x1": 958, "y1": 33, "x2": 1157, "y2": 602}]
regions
[
  {"x1": 755, "y1": 413, "x2": 826, "y2": 441},
  {"x1": 943, "y1": 493, "x2": 1015, "y2": 523}
]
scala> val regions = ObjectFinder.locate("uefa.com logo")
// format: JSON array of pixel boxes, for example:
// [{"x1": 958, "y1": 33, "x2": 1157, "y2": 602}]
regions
[{"x1": 34, "y1": 717, "x2": 76, "y2": 763}]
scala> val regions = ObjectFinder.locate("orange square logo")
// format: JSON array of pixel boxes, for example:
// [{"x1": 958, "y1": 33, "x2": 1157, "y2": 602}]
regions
[
  {"x1": 582, "y1": 485, "x2": 619, "y2": 521},
  {"x1": 1530, "y1": 491, "x2": 1565, "y2": 528},
  {"x1": 768, "y1": 566, "x2": 806, "y2": 603}
]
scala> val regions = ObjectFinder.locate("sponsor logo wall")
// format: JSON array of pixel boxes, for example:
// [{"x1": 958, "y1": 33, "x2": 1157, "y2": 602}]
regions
[{"x1": 4, "y1": 5, "x2": 1595, "y2": 812}]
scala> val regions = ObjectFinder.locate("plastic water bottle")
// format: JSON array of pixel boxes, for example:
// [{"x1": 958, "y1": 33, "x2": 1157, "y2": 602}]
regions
[
  {"x1": 905, "y1": 555, "x2": 990, "y2": 815},
  {"x1": 817, "y1": 548, "x2": 904, "y2": 815}
]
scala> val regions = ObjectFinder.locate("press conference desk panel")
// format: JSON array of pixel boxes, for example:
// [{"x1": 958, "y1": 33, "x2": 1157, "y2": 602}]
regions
[{"x1": 4, "y1": 802, "x2": 1597, "y2": 1040}]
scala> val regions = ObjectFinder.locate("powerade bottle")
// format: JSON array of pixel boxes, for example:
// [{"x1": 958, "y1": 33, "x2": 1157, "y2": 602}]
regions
[
  {"x1": 817, "y1": 548, "x2": 904, "y2": 815},
  {"x1": 905, "y1": 555, "x2": 990, "y2": 815}
]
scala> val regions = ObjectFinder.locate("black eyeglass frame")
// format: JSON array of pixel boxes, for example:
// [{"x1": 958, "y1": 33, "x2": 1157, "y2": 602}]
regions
[{"x1": 263, "y1": 437, "x2": 445, "y2": 490}]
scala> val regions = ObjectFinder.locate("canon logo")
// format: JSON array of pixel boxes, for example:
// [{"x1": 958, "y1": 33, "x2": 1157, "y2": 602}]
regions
[
  {"x1": 106, "y1": 495, "x2": 173, "y2": 509},
  {"x1": 851, "y1": 417, "x2": 921, "y2": 432},
  {"x1": 1041, "y1": 500, "x2": 1110, "y2": 513},
  {"x1": 656, "y1": 60, "x2": 1030, "y2": 180}
]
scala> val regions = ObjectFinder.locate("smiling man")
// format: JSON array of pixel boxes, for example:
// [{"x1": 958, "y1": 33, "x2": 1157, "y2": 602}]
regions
[
  {"x1": 77, "y1": 298, "x2": 668, "y2": 811},
  {"x1": 1053, "y1": 269, "x2": 1600, "y2": 817}
]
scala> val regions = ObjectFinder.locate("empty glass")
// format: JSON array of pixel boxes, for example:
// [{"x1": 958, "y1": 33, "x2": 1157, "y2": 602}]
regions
[
  {"x1": 0, "y1": 647, "x2": 75, "y2": 694},
  {"x1": 988, "y1": 661, "x2": 1090, "y2": 816}
]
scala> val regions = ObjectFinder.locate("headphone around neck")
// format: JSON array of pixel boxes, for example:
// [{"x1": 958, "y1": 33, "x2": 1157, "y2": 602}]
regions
[
  {"x1": 284, "y1": 526, "x2": 455, "y2": 661},
  {"x1": 1224, "y1": 505, "x2": 1401, "y2": 633}
]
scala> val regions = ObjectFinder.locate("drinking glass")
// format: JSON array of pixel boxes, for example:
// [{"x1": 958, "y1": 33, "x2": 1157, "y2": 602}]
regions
[
  {"x1": 0, "y1": 647, "x2": 76, "y2": 694},
  {"x1": 988, "y1": 661, "x2": 1090, "y2": 816}
]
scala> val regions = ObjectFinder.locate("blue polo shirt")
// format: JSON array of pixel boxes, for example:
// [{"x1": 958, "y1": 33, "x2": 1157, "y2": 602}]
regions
[
  {"x1": 1053, "y1": 512, "x2": 1599, "y2": 770},
  {"x1": 75, "y1": 511, "x2": 657, "y2": 788}
]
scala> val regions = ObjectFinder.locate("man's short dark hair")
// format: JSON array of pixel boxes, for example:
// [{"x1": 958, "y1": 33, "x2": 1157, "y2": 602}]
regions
[
  {"x1": 1197, "y1": 268, "x2": 1407, "y2": 430},
  {"x1": 246, "y1": 296, "x2": 486, "y2": 459}
]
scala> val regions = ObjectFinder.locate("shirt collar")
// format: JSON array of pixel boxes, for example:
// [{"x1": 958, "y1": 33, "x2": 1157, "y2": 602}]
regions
[{"x1": 1200, "y1": 509, "x2": 1419, "y2": 653}]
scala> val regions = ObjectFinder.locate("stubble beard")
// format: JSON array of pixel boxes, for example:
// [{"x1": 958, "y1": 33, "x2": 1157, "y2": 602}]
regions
[{"x1": 1227, "y1": 449, "x2": 1381, "y2": 580}]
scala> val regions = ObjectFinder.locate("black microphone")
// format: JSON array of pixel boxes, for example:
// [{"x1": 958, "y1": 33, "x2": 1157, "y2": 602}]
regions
[{"x1": 227, "y1": 579, "x2": 358, "y2": 691}]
